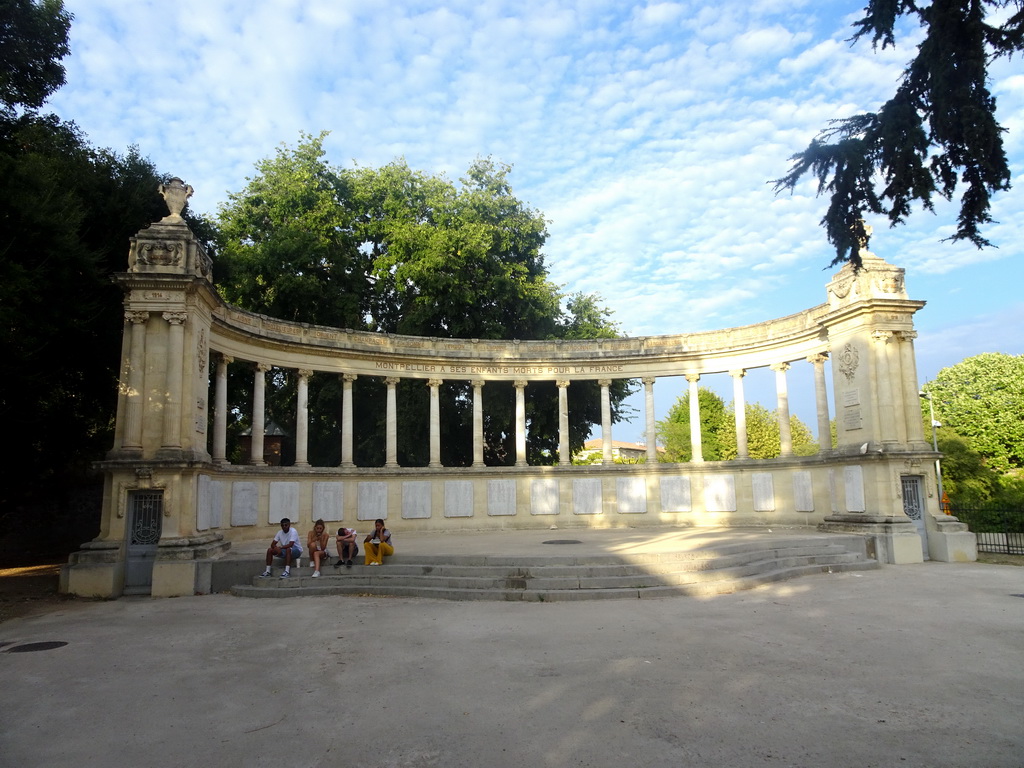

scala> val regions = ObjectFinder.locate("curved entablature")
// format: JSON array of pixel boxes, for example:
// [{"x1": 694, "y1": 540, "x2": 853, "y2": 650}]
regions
[{"x1": 210, "y1": 297, "x2": 847, "y2": 380}]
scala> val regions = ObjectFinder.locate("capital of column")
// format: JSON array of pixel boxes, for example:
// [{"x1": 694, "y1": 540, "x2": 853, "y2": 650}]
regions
[
  {"x1": 684, "y1": 373, "x2": 700, "y2": 384},
  {"x1": 162, "y1": 311, "x2": 187, "y2": 325},
  {"x1": 871, "y1": 330, "x2": 894, "y2": 344},
  {"x1": 556, "y1": 380, "x2": 570, "y2": 389},
  {"x1": 342, "y1": 373, "x2": 358, "y2": 383},
  {"x1": 641, "y1": 376, "x2": 656, "y2": 386},
  {"x1": 806, "y1": 353, "x2": 829, "y2": 366},
  {"x1": 472, "y1": 380, "x2": 485, "y2": 390},
  {"x1": 125, "y1": 310, "x2": 149, "y2": 324},
  {"x1": 514, "y1": 379, "x2": 527, "y2": 389},
  {"x1": 427, "y1": 378, "x2": 443, "y2": 388},
  {"x1": 897, "y1": 330, "x2": 918, "y2": 342},
  {"x1": 298, "y1": 369, "x2": 313, "y2": 379},
  {"x1": 728, "y1": 369, "x2": 746, "y2": 379},
  {"x1": 384, "y1": 377, "x2": 400, "y2": 386},
  {"x1": 597, "y1": 378, "x2": 612, "y2": 387},
  {"x1": 255, "y1": 362, "x2": 271, "y2": 373},
  {"x1": 217, "y1": 353, "x2": 233, "y2": 366},
  {"x1": 769, "y1": 362, "x2": 790, "y2": 373}
]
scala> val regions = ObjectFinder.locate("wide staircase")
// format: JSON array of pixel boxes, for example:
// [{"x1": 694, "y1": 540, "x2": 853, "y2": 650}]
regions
[{"x1": 229, "y1": 534, "x2": 879, "y2": 601}]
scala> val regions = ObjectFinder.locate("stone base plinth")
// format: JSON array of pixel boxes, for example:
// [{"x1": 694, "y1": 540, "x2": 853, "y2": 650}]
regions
[
  {"x1": 819, "y1": 514, "x2": 924, "y2": 564},
  {"x1": 927, "y1": 516, "x2": 977, "y2": 562}
]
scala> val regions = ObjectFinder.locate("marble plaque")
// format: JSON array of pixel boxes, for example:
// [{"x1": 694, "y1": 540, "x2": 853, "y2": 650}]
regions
[
  {"x1": 230, "y1": 481, "x2": 259, "y2": 527},
  {"x1": 843, "y1": 408, "x2": 863, "y2": 430},
  {"x1": 487, "y1": 479, "x2": 517, "y2": 516},
  {"x1": 530, "y1": 478, "x2": 560, "y2": 516},
  {"x1": 752, "y1": 473, "x2": 775, "y2": 512},
  {"x1": 357, "y1": 481, "x2": 388, "y2": 521},
  {"x1": 660, "y1": 476, "x2": 692, "y2": 512},
  {"x1": 269, "y1": 482, "x2": 300, "y2": 525},
  {"x1": 843, "y1": 388, "x2": 861, "y2": 406},
  {"x1": 793, "y1": 471, "x2": 814, "y2": 512},
  {"x1": 573, "y1": 478, "x2": 603, "y2": 515},
  {"x1": 445, "y1": 480, "x2": 474, "y2": 518},
  {"x1": 844, "y1": 465, "x2": 866, "y2": 512},
  {"x1": 402, "y1": 481, "x2": 432, "y2": 519},
  {"x1": 828, "y1": 468, "x2": 839, "y2": 513},
  {"x1": 704, "y1": 475, "x2": 737, "y2": 512},
  {"x1": 313, "y1": 481, "x2": 344, "y2": 522},
  {"x1": 616, "y1": 477, "x2": 647, "y2": 515},
  {"x1": 208, "y1": 480, "x2": 225, "y2": 529},
  {"x1": 197, "y1": 475, "x2": 211, "y2": 531}
]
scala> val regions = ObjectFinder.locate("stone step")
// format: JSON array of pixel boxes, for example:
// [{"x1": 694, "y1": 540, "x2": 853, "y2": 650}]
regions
[{"x1": 229, "y1": 540, "x2": 879, "y2": 601}]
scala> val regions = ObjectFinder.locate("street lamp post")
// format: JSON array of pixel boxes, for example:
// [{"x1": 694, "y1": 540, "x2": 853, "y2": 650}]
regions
[{"x1": 919, "y1": 391, "x2": 945, "y2": 509}]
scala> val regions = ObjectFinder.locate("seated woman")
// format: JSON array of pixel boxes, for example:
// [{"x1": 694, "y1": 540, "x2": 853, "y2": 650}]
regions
[
  {"x1": 307, "y1": 518, "x2": 330, "y2": 578},
  {"x1": 363, "y1": 518, "x2": 394, "y2": 566}
]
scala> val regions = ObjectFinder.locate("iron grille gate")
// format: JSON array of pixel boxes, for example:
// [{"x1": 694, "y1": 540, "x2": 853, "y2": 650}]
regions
[{"x1": 125, "y1": 490, "x2": 162, "y2": 593}]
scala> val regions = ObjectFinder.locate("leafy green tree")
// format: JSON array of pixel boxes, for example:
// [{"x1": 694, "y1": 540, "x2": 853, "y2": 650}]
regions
[
  {"x1": 657, "y1": 388, "x2": 730, "y2": 462},
  {"x1": 775, "y1": 1, "x2": 1024, "y2": 267},
  {"x1": 934, "y1": 429, "x2": 1000, "y2": 504},
  {"x1": 213, "y1": 135, "x2": 629, "y2": 466},
  {"x1": 719, "y1": 403, "x2": 818, "y2": 460},
  {"x1": 924, "y1": 353, "x2": 1024, "y2": 473},
  {"x1": 0, "y1": 0, "x2": 72, "y2": 116}
]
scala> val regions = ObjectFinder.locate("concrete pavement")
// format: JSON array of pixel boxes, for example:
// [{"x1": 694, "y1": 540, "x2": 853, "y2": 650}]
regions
[{"x1": 1, "y1": 537, "x2": 1022, "y2": 767}]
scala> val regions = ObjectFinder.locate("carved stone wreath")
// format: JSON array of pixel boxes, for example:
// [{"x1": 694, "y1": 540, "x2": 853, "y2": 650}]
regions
[{"x1": 837, "y1": 342, "x2": 859, "y2": 382}]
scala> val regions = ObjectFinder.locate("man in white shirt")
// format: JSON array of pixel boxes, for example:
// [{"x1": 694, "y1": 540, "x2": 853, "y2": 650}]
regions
[{"x1": 260, "y1": 518, "x2": 303, "y2": 579}]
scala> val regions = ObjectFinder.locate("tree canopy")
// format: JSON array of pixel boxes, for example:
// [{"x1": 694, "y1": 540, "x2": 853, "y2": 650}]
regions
[
  {"x1": 0, "y1": 0, "x2": 72, "y2": 116},
  {"x1": 923, "y1": 352, "x2": 1024, "y2": 473},
  {"x1": 774, "y1": 0, "x2": 1024, "y2": 267},
  {"x1": 657, "y1": 388, "x2": 817, "y2": 462},
  {"x1": 213, "y1": 134, "x2": 632, "y2": 466}
]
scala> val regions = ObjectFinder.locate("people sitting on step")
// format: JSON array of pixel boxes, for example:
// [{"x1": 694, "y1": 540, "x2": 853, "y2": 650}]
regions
[
  {"x1": 363, "y1": 519, "x2": 394, "y2": 566},
  {"x1": 335, "y1": 526, "x2": 358, "y2": 568},
  {"x1": 260, "y1": 518, "x2": 303, "y2": 579},
  {"x1": 307, "y1": 518, "x2": 330, "y2": 578}
]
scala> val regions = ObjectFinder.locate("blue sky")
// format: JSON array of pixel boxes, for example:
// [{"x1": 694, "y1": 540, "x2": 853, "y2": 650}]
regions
[{"x1": 48, "y1": 0, "x2": 1024, "y2": 442}]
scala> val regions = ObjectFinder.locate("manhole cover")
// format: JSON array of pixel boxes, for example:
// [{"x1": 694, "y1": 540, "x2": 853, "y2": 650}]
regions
[
  {"x1": 4, "y1": 641, "x2": 68, "y2": 653},
  {"x1": 542, "y1": 539, "x2": 582, "y2": 545}
]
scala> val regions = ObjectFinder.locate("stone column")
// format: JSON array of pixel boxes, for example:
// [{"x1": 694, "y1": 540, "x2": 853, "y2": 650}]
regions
[
  {"x1": 557, "y1": 380, "x2": 571, "y2": 465},
  {"x1": 428, "y1": 378, "x2": 442, "y2": 468},
  {"x1": 514, "y1": 380, "x2": 528, "y2": 467},
  {"x1": 886, "y1": 331, "x2": 908, "y2": 445},
  {"x1": 872, "y1": 330, "x2": 898, "y2": 447},
  {"x1": 472, "y1": 381, "x2": 485, "y2": 467},
  {"x1": 161, "y1": 312, "x2": 187, "y2": 450},
  {"x1": 808, "y1": 353, "x2": 832, "y2": 452},
  {"x1": 122, "y1": 311, "x2": 149, "y2": 451},
  {"x1": 771, "y1": 363, "x2": 793, "y2": 457},
  {"x1": 385, "y1": 377, "x2": 399, "y2": 467},
  {"x1": 251, "y1": 363, "x2": 270, "y2": 465},
  {"x1": 599, "y1": 379, "x2": 613, "y2": 463},
  {"x1": 212, "y1": 354, "x2": 232, "y2": 464},
  {"x1": 685, "y1": 374, "x2": 703, "y2": 463},
  {"x1": 295, "y1": 369, "x2": 312, "y2": 467},
  {"x1": 897, "y1": 331, "x2": 927, "y2": 446},
  {"x1": 729, "y1": 369, "x2": 748, "y2": 460},
  {"x1": 643, "y1": 377, "x2": 657, "y2": 463},
  {"x1": 341, "y1": 373, "x2": 357, "y2": 467}
]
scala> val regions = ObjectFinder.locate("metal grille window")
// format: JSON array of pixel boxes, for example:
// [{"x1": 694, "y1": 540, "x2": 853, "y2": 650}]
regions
[
  {"x1": 901, "y1": 476, "x2": 923, "y2": 521},
  {"x1": 129, "y1": 491, "x2": 163, "y2": 546}
]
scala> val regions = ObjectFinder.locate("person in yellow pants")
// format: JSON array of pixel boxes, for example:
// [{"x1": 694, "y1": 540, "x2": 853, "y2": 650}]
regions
[{"x1": 363, "y1": 518, "x2": 394, "y2": 566}]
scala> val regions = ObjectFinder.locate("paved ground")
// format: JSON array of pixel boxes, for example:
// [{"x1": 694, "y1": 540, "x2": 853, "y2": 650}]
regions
[{"x1": 1, "y1": 536, "x2": 1022, "y2": 768}]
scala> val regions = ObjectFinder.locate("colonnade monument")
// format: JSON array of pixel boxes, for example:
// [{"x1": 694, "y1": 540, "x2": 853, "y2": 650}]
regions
[{"x1": 60, "y1": 179, "x2": 976, "y2": 598}]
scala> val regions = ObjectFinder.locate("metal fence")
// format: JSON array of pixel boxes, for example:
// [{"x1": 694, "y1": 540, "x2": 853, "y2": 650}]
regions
[{"x1": 950, "y1": 505, "x2": 1024, "y2": 556}]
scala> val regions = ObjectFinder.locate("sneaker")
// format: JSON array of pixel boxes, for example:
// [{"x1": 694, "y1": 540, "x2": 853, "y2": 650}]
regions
[
  {"x1": 369, "y1": 562, "x2": 380, "y2": 566},
  {"x1": 259, "y1": 570, "x2": 272, "y2": 578},
  {"x1": 312, "y1": 570, "x2": 320, "y2": 578},
  {"x1": 280, "y1": 570, "x2": 290, "y2": 579},
  {"x1": 333, "y1": 559, "x2": 342, "y2": 568},
  {"x1": 346, "y1": 559, "x2": 353, "y2": 568}
]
